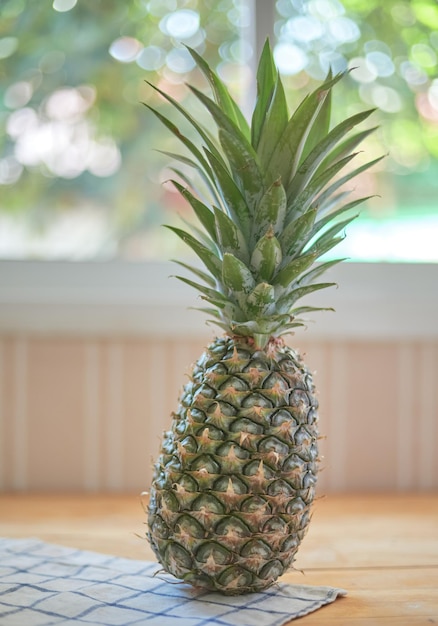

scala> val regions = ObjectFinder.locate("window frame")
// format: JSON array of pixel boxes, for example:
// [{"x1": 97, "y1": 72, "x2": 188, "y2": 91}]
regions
[{"x1": 1, "y1": 260, "x2": 437, "y2": 339}]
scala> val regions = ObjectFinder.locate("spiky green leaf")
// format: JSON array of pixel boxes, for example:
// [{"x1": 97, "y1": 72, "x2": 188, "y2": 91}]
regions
[
  {"x1": 222, "y1": 252, "x2": 255, "y2": 293},
  {"x1": 245, "y1": 282, "x2": 276, "y2": 317},
  {"x1": 188, "y1": 84, "x2": 253, "y2": 158},
  {"x1": 205, "y1": 149, "x2": 252, "y2": 234},
  {"x1": 316, "y1": 155, "x2": 385, "y2": 209},
  {"x1": 144, "y1": 81, "x2": 222, "y2": 163},
  {"x1": 143, "y1": 103, "x2": 213, "y2": 178},
  {"x1": 286, "y1": 152, "x2": 359, "y2": 218},
  {"x1": 317, "y1": 189, "x2": 352, "y2": 216},
  {"x1": 178, "y1": 215, "x2": 217, "y2": 252},
  {"x1": 256, "y1": 74, "x2": 289, "y2": 172},
  {"x1": 297, "y1": 258, "x2": 344, "y2": 288},
  {"x1": 185, "y1": 45, "x2": 250, "y2": 139},
  {"x1": 158, "y1": 151, "x2": 221, "y2": 206},
  {"x1": 266, "y1": 71, "x2": 345, "y2": 187},
  {"x1": 193, "y1": 306, "x2": 223, "y2": 319},
  {"x1": 317, "y1": 126, "x2": 378, "y2": 175},
  {"x1": 287, "y1": 108, "x2": 375, "y2": 199},
  {"x1": 165, "y1": 226, "x2": 222, "y2": 280},
  {"x1": 173, "y1": 275, "x2": 227, "y2": 305},
  {"x1": 291, "y1": 305, "x2": 335, "y2": 316},
  {"x1": 172, "y1": 260, "x2": 216, "y2": 287},
  {"x1": 252, "y1": 178, "x2": 287, "y2": 242},
  {"x1": 213, "y1": 207, "x2": 249, "y2": 262},
  {"x1": 250, "y1": 228, "x2": 282, "y2": 281},
  {"x1": 300, "y1": 71, "x2": 332, "y2": 163},
  {"x1": 310, "y1": 196, "x2": 375, "y2": 240},
  {"x1": 279, "y1": 208, "x2": 317, "y2": 259},
  {"x1": 218, "y1": 128, "x2": 265, "y2": 213},
  {"x1": 310, "y1": 235, "x2": 345, "y2": 260},
  {"x1": 251, "y1": 39, "x2": 277, "y2": 149},
  {"x1": 277, "y1": 282, "x2": 337, "y2": 313},
  {"x1": 273, "y1": 252, "x2": 317, "y2": 288},
  {"x1": 305, "y1": 215, "x2": 358, "y2": 258},
  {"x1": 172, "y1": 181, "x2": 217, "y2": 243}
]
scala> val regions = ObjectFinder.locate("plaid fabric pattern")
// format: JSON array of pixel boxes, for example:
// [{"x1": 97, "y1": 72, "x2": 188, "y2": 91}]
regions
[{"x1": 0, "y1": 538, "x2": 345, "y2": 625}]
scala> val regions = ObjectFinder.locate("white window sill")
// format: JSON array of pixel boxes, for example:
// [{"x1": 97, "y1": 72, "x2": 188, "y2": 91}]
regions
[{"x1": 0, "y1": 260, "x2": 436, "y2": 339}]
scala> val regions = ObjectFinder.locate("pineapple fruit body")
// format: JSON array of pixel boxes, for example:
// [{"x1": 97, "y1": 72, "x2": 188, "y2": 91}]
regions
[
  {"x1": 144, "y1": 40, "x2": 378, "y2": 594},
  {"x1": 148, "y1": 336, "x2": 318, "y2": 594}
]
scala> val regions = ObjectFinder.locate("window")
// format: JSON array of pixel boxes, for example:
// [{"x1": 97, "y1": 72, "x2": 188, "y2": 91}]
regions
[
  {"x1": 1, "y1": 0, "x2": 251, "y2": 259},
  {"x1": 273, "y1": 0, "x2": 438, "y2": 263},
  {"x1": 1, "y1": 0, "x2": 437, "y2": 262},
  {"x1": 1, "y1": 0, "x2": 437, "y2": 340}
]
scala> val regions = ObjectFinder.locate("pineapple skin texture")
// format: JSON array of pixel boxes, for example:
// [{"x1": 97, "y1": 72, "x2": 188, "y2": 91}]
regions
[{"x1": 147, "y1": 335, "x2": 319, "y2": 595}]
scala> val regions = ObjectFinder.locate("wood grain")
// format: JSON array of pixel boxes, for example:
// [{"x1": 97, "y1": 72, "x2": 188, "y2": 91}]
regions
[{"x1": 0, "y1": 493, "x2": 437, "y2": 625}]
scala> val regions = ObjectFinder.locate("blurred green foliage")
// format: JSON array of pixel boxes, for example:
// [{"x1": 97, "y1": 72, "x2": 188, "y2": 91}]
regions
[
  {"x1": 0, "y1": 0, "x2": 437, "y2": 258},
  {"x1": 276, "y1": 0, "x2": 438, "y2": 167},
  {"x1": 0, "y1": 0, "x2": 244, "y2": 257}
]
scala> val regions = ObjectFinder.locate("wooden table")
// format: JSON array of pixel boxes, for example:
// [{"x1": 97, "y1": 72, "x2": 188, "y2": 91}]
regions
[{"x1": 0, "y1": 493, "x2": 437, "y2": 625}]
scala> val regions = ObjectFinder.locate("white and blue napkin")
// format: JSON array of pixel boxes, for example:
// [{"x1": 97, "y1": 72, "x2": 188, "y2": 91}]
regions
[{"x1": 0, "y1": 537, "x2": 345, "y2": 625}]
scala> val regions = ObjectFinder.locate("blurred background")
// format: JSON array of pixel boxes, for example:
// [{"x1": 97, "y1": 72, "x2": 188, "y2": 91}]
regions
[{"x1": 0, "y1": 0, "x2": 437, "y2": 494}]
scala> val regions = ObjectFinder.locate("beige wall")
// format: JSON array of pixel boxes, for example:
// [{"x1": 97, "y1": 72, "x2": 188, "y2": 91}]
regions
[{"x1": 1, "y1": 333, "x2": 437, "y2": 493}]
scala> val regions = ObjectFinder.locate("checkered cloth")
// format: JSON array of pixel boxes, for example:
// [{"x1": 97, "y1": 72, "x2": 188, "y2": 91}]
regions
[{"x1": 0, "y1": 538, "x2": 345, "y2": 625}]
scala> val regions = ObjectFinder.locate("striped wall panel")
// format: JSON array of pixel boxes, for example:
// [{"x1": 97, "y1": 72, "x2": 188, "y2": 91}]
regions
[{"x1": 0, "y1": 335, "x2": 437, "y2": 493}]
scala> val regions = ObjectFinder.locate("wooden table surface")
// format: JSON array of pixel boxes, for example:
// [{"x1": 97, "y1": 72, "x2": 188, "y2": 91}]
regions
[{"x1": 0, "y1": 493, "x2": 437, "y2": 625}]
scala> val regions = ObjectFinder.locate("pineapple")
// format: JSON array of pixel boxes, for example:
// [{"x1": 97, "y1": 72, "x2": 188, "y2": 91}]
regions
[{"x1": 145, "y1": 41, "x2": 379, "y2": 595}]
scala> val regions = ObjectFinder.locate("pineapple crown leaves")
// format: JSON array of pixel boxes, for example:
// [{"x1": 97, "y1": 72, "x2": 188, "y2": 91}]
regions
[{"x1": 145, "y1": 39, "x2": 380, "y2": 348}]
